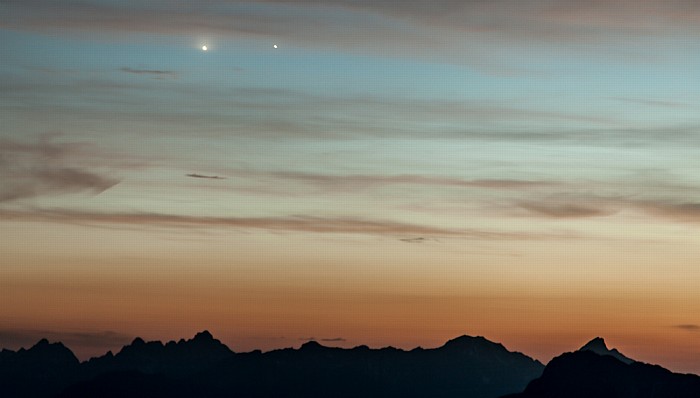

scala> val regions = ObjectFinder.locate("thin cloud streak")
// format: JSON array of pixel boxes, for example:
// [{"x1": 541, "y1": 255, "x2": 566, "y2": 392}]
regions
[
  {"x1": 518, "y1": 202, "x2": 616, "y2": 218},
  {"x1": 2, "y1": 81, "x2": 623, "y2": 141},
  {"x1": 510, "y1": 195, "x2": 700, "y2": 224},
  {"x1": 298, "y1": 337, "x2": 347, "y2": 343},
  {"x1": 399, "y1": 237, "x2": 428, "y2": 244},
  {"x1": 120, "y1": 67, "x2": 178, "y2": 78},
  {"x1": 0, "y1": 208, "x2": 563, "y2": 240},
  {"x1": 438, "y1": 127, "x2": 700, "y2": 148},
  {"x1": 674, "y1": 324, "x2": 700, "y2": 331},
  {"x1": 231, "y1": 169, "x2": 559, "y2": 191},
  {"x1": 610, "y1": 97, "x2": 695, "y2": 109},
  {"x1": 186, "y1": 173, "x2": 226, "y2": 180}
]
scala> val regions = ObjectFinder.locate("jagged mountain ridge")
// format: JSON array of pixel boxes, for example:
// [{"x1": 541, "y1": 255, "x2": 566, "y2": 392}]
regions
[
  {"x1": 0, "y1": 331, "x2": 543, "y2": 398},
  {"x1": 7, "y1": 333, "x2": 697, "y2": 398},
  {"x1": 81, "y1": 330, "x2": 233, "y2": 376},
  {"x1": 0, "y1": 339, "x2": 81, "y2": 397}
]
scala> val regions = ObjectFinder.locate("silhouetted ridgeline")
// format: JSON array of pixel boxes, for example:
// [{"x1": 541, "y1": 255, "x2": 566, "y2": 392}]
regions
[
  {"x1": 0, "y1": 331, "x2": 542, "y2": 398},
  {"x1": 504, "y1": 351, "x2": 700, "y2": 398},
  {"x1": 3, "y1": 332, "x2": 697, "y2": 398},
  {"x1": 504, "y1": 338, "x2": 700, "y2": 398}
]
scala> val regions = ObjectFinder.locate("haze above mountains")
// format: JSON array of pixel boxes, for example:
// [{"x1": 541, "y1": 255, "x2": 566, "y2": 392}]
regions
[{"x1": 2, "y1": 331, "x2": 699, "y2": 397}]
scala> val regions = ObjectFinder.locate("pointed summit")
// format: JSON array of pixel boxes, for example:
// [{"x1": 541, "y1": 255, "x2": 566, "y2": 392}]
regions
[
  {"x1": 300, "y1": 340, "x2": 324, "y2": 350},
  {"x1": 193, "y1": 330, "x2": 214, "y2": 341},
  {"x1": 186, "y1": 330, "x2": 232, "y2": 354},
  {"x1": 580, "y1": 337, "x2": 608, "y2": 351},
  {"x1": 32, "y1": 338, "x2": 51, "y2": 348},
  {"x1": 579, "y1": 337, "x2": 633, "y2": 364}
]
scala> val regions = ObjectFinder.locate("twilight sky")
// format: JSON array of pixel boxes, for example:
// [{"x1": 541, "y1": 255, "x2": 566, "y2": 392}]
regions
[{"x1": 2, "y1": 0, "x2": 700, "y2": 373}]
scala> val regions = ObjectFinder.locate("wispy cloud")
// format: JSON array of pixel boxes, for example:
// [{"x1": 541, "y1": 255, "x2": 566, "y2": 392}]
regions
[
  {"x1": 304, "y1": 0, "x2": 700, "y2": 41},
  {"x1": 321, "y1": 337, "x2": 346, "y2": 342},
  {"x1": 638, "y1": 201, "x2": 700, "y2": 223},
  {"x1": 0, "y1": 168, "x2": 118, "y2": 203},
  {"x1": 4, "y1": 0, "x2": 699, "y2": 67},
  {"x1": 0, "y1": 136, "x2": 88, "y2": 159},
  {"x1": 610, "y1": 97, "x2": 694, "y2": 109},
  {"x1": 120, "y1": 67, "x2": 178, "y2": 78},
  {"x1": 230, "y1": 169, "x2": 558, "y2": 192},
  {"x1": 298, "y1": 336, "x2": 346, "y2": 343},
  {"x1": 0, "y1": 208, "x2": 564, "y2": 240},
  {"x1": 510, "y1": 195, "x2": 700, "y2": 224},
  {"x1": 186, "y1": 173, "x2": 226, "y2": 180},
  {"x1": 673, "y1": 324, "x2": 700, "y2": 331},
  {"x1": 0, "y1": 137, "x2": 120, "y2": 202},
  {"x1": 399, "y1": 237, "x2": 428, "y2": 243},
  {"x1": 518, "y1": 201, "x2": 616, "y2": 218}
]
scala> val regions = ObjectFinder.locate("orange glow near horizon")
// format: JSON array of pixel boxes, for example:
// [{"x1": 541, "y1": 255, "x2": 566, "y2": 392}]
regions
[{"x1": 2, "y1": 221, "x2": 700, "y2": 373}]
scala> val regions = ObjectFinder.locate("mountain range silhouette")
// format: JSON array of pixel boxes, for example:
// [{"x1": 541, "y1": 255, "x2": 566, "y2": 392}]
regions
[{"x1": 1, "y1": 332, "x2": 698, "y2": 397}]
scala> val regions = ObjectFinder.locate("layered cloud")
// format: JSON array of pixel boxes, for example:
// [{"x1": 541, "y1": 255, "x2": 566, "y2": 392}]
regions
[
  {"x1": 637, "y1": 200, "x2": 700, "y2": 223},
  {"x1": 0, "y1": 137, "x2": 119, "y2": 202},
  {"x1": 4, "y1": 0, "x2": 700, "y2": 66},
  {"x1": 0, "y1": 208, "x2": 566, "y2": 240},
  {"x1": 226, "y1": 169, "x2": 559, "y2": 192},
  {"x1": 7, "y1": 1, "x2": 700, "y2": 40},
  {"x1": 513, "y1": 195, "x2": 700, "y2": 224}
]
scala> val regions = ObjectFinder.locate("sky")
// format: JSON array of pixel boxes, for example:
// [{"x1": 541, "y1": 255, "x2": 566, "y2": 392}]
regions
[{"x1": 2, "y1": 0, "x2": 700, "y2": 373}]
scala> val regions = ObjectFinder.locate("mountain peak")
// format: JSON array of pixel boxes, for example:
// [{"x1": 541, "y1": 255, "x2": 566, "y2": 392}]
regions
[
  {"x1": 29, "y1": 338, "x2": 71, "y2": 353},
  {"x1": 580, "y1": 337, "x2": 608, "y2": 351},
  {"x1": 445, "y1": 335, "x2": 484, "y2": 345},
  {"x1": 578, "y1": 337, "x2": 633, "y2": 364},
  {"x1": 24, "y1": 338, "x2": 79, "y2": 366},
  {"x1": 443, "y1": 335, "x2": 499, "y2": 350},
  {"x1": 193, "y1": 330, "x2": 214, "y2": 341},
  {"x1": 300, "y1": 340, "x2": 324, "y2": 350},
  {"x1": 32, "y1": 338, "x2": 51, "y2": 348}
]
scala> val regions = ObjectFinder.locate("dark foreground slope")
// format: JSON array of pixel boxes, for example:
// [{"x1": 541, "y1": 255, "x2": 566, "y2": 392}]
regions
[
  {"x1": 505, "y1": 350, "x2": 700, "y2": 398},
  {"x1": 0, "y1": 332, "x2": 543, "y2": 398}
]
